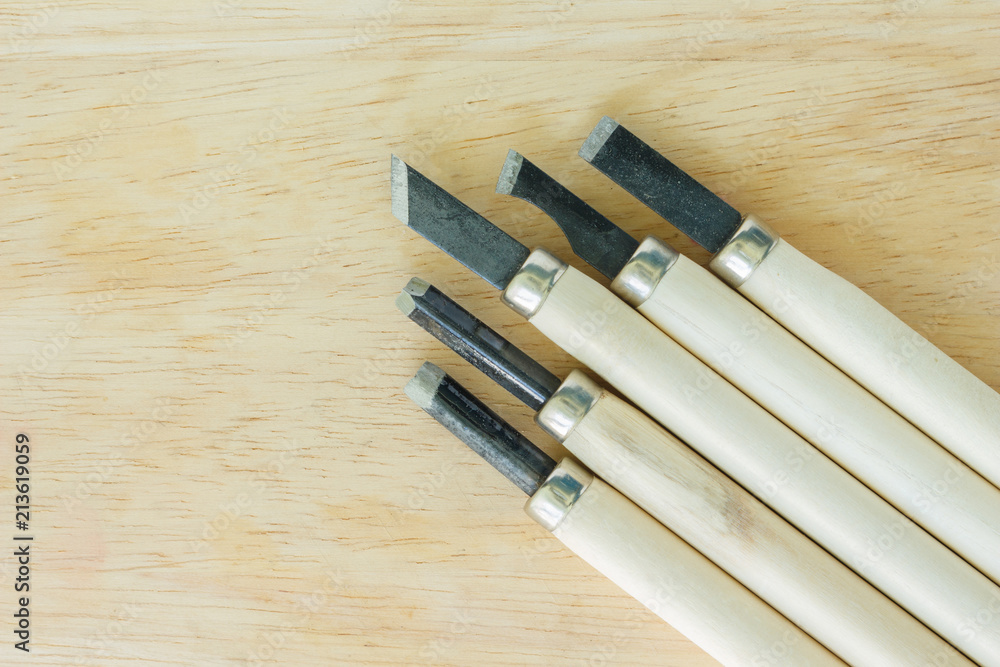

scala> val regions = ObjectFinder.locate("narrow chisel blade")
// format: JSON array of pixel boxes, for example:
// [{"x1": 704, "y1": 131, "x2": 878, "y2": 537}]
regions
[
  {"x1": 497, "y1": 150, "x2": 639, "y2": 279},
  {"x1": 391, "y1": 155, "x2": 531, "y2": 290},
  {"x1": 405, "y1": 362, "x2": 556, "y2": 496},
  {"x1": 580, "y1": 117, "x2": 743, "y2": 254},
  {"x1": 397, "y1": 277, "x2": 561, "y2": 412}
]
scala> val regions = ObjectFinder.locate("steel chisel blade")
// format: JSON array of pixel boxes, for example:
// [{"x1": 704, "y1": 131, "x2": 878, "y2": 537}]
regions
[
  {"x1": 580, "y1": 117, "x2": 743, "y2": 254},
  {"x1": 391, "y1": 155, "x2": 530, "y2": 290}
]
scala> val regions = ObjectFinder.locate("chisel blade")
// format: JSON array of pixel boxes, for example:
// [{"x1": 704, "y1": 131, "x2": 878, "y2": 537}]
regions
[
  {"x1": 397, "y1": 277, "x2": 561, "y2": 412},
  {"x1": 391, "y1": 155, "x2": 531, "y2": 290},
  {"x1": 497, "y1": 150, "x2": 639, "y2": 279},
  {"x1": 580, "y1": 117, "x2": 743, "y2": 254},
  {"x1": 405, "y1": 362, "x2": 556, "y2": 496}
]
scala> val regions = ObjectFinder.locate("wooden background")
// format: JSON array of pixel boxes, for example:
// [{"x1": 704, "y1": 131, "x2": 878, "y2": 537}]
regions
[{"x1": 2, "y1": 1, "x2": 998, "y2": 665}]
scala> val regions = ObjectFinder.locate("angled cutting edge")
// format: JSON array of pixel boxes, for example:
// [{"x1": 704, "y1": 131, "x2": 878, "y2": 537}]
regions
[
  {"x1": 497, "y1": 150, "x2": 638, "y2": 279},
  {"x1": 580, "y1": 117, "x2": 742, "y2": 254},
  {"x1": 405, "y1": 362, "x2": 556, "y2": 495},
  {"x1": 397, "y1": 277, "x2": 561, "y2": 411},
  {"x1": 391, "y1": 155, "x2": 530, "y2": 289}
]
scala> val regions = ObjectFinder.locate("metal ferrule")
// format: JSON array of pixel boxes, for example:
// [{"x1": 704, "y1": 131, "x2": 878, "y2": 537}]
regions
[
  {"x1": 708, "y1": 214, "x2": 780, "y2": 287},
  {"x1": 524, "y1": 458, "x2": 595, "y2": 532},
  {"x1": 502, "y1": 248, "x2": 568, "y2": 319},
  {"x1": 610, "y1": 236, "x2": 680, "y2": 307},
  {"x1": 535, "y1": 370, "x2": 602, "y2": 442}
]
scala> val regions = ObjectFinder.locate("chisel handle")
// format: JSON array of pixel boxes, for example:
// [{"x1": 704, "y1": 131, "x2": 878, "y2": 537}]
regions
[
  {"x1": 536, "y1": 372, "x2": 968, "y2": 667},
  {"x1": 610, "y1": 237, "x2": 1000, "y2": 587},
  {"x1": 710, "y1": 216, "x2": 1000, "y2": 491},
  {"x1": 503, "y1": 249, "x2": 1000, "y2": 667},
  {"x1": 526, "y1": 458, "x2": 846, "y2": 667}
]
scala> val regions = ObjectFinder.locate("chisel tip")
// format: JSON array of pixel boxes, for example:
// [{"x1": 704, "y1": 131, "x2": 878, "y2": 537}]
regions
[
  {"x1": 404, "y1": 361, "x2": 447, "y2": 411},
  {"x1": 390, "y1": 154, "x2": 409, "y2": 225},
  {"x1": 579, "y1": 116, "x2": 620, "y2": 163},
  {"x1": 495, "y1": 149, "x2": 523, "y2": 196},
  {"x1": 395, "y1": 277, "x2": 430, "y2": 317}
]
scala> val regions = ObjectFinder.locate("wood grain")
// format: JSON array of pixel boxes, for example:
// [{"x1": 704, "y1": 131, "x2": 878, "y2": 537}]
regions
[{"x1": 0, "y1": 2, "x2": 997, "y2": 665}]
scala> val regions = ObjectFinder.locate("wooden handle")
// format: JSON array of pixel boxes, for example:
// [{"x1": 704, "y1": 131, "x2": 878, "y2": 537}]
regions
[
  {"x1": 539, "y1": 373, "x2": 969, "y2": 666},
  {"x1": 526, "y1": 262, "x2": 1000, "y2": 666},
  {"x1": 525, "y1": 459, "x2": 847, "y2": 667},
  {"x1": 737, "y1": 239, "x2": 1000, "y2": 490},
  {"x1": 625, "y1": 249, "x2": 1000, "y2": 586}
]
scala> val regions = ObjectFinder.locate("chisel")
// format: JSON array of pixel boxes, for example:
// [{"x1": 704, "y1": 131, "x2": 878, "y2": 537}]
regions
[
  {"x1": 390, "y1": 155, "x2": 1000, "y2": 665},
  {"x1": 399, "y1": 279, "x2": 969, "y2": 666},
  {"x1": 404, "y1": 362, "x2": 847, "y2": 667},
  {"x1": 579, "y1": 117, "x2": 1000, "y2": 491},
  {"x1": 497, "y1": 149, "x2": 1000, "y2": 587}
]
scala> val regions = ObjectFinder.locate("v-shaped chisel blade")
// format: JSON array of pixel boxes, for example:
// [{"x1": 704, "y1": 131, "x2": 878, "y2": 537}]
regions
[
  {"x1": 580, "y1": 117, "x2": 743, "y2": 254},
  {"x1": 497, "y1": 150, "x2": 638, "y2": 279},
  {"x1": 391, "y1": 155, "x2": 530, "y2": 290},
  {"x1": 405, "y1": 362, "x2": 556, "y2": 496},
  {"x1": 397, "y1": 277, "x2": 561, "y2": 411}
]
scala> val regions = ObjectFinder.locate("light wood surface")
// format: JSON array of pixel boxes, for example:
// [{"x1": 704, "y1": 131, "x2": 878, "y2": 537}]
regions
[
  {"x1": 2, "y1": 3, "x2": 998, "y2": 665},
  {"x1": 527, "y1": 460, "x2": 846, "y2": 667},
  {"x1": 529, "y1": 262, "x2": 1000, "y2": 665},
  {"x1": 544, "y1": 371, "x2": 963, "y2": 666},
  {"x1": 739, "y1": 239, "x2": 1000, "y2": 493},
  {"x1": 631, "y1": 249, "x2": 1000, "y2": 586}
]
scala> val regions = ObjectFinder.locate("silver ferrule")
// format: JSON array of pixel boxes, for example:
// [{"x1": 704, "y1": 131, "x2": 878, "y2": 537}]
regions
[
  {"x1": 708, "y1": 214, "x2": 780, "y2": 287},
  {"x1": 502, "y1": 248, "x2": 568, "y2": 319},
  {"x1": 610, "y1": 236, "x2": 680, "y2": 307},
  {"x1": 535, "y1": 370, "x2": 602, "y2": 442},
  {"x1": 524, "y1": 458, "x2": 594, "y2": 532}
]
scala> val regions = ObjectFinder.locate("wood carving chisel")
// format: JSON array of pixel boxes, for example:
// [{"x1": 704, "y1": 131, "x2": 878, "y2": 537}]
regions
[
  {"x1": 398, "y1": 279, "x2": 969, "y2": 666},
  {"x1": 390, "y1": 155, "x2": 1000, "y2": 665},
  {"x1": 404, "y1": 362, "x2": 846, "y2": 667},
  {"x1": 497, "y1": 150, "x2": 1000, "y2": 587},
  {"x1": 579, "y1": 117, "x2": 1000, "y2": 491}
]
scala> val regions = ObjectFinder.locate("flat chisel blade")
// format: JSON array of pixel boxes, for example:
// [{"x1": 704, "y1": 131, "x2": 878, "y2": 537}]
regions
[
  {"x1": 580, "y1": 117, "x2": 743, "y2": 254},
  {"x1": 397, "y1": 277, "x2": 562, "y2": 412},
  {"x1": 391, "y1": 155, "x2": 531, "y2": 290},
  {"x1": 405, "y1": 362, "x2": 556, "y2": 496},
  {"x1": 497, "y1": 150, "x2": 639, "y2": 279}
]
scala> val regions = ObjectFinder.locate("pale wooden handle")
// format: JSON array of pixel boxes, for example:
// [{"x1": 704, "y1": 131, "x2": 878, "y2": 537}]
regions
[
  {"x1": 529, "y1": 266, "x2": 1000, "y2": 666},
  {"x1": 738, "y1": 239, "x2": 1000, "y2": 489},
  {"x1": 555, "y1": 378, "x2": 969, "y2": 666},
  {"x1": 632, "y1": 253, "x2": 1000, "y2": 586},
  {"x1": 527, "y1": 462, "x2": 847, "y2": 667}
]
